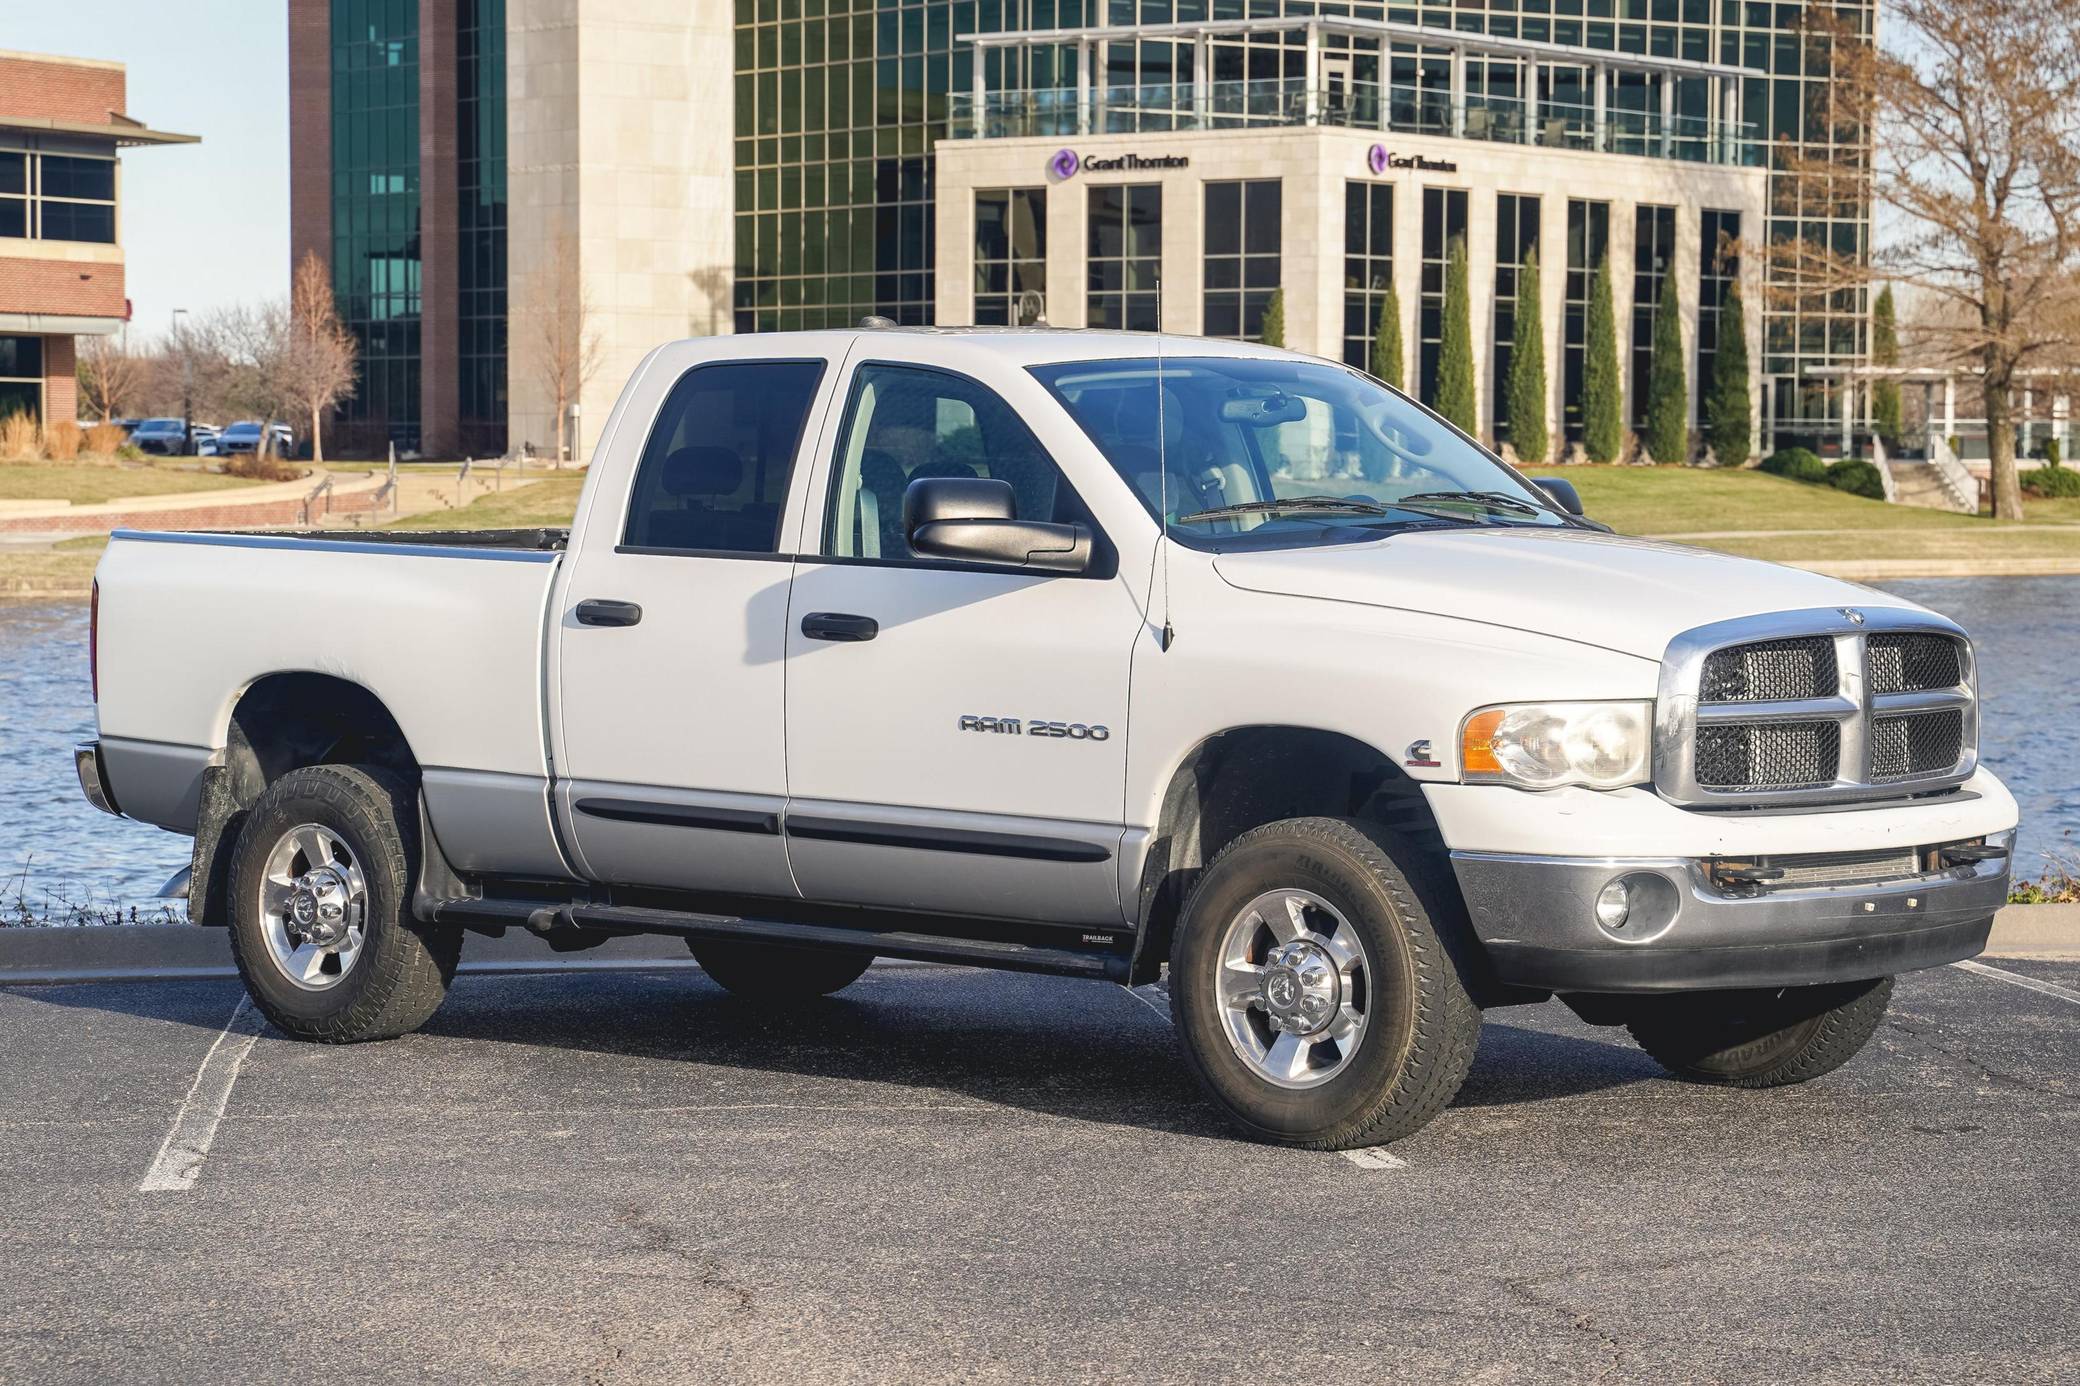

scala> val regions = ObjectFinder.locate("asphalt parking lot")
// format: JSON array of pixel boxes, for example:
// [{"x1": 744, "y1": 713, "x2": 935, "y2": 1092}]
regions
[{"x1": 1, "y1": 956, "x2": 2074, "y2": 1384}]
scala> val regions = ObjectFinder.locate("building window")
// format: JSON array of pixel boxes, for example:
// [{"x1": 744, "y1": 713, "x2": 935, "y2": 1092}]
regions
[
  {"x1": 1342, "y1": 183, "x2": 1393, "y2": 371},
  {"x1": 1492, "y1": 194, "x2": 1541, "y2": 441},
  {"x1": 1418, "y1": 186, "x2": 1467, "y2": 408},
  {"x1": 457, "y1": 0, "x2": 508, "y2": 451},
  {"x1": 1203, "y1": 179, "x2": 1280, "y2": 340},
  {"x1": 973, "y1": 188, "x2": 1047, "y2": 325},
  {"x1": 1087, "y1": 184, "x2": 1160, "y2": 331},
  {"x1": 0, "y1": 335, "x2": 44, "y2": 423},
  {"x1": 1631, "y1": 204, "x2": 1678, "y2": 428},
  {"x1": 1563, "y1": 198, "x2": 1611, "y2": 441},
  {"x1": 0, "y1": 150, "x2": 117, "y2": 244},
  {"x1": 1698, "y1": 208, "x2": 1741, "y2": 386}
]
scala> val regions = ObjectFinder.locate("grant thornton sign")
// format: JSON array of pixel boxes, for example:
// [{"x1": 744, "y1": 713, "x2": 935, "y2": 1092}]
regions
[
  {"x1": 1367, "y1": 144, "x2": 1458, "y2": 174},
  {"x1": 1048, "y1": 149, "x2": 1191, "y2": 179}
]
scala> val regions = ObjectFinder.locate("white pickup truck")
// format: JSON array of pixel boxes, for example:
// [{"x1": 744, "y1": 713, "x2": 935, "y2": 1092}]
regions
[{"x1": 79, "y1": 327, "x2": 2016, "y2": 1148}]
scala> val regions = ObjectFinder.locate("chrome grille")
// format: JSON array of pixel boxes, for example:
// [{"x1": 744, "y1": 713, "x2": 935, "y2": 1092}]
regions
[
  {"x1": 1695, "y1": 721, "x2": 1840, "y2": 790},
  {"x1": 1656, "y1": 608, "x2": 1978, "y2": 806},
  {"x1": 1700, "y1": 637, "x2": 1837, "y2": 702},
  {"x1": 1871, "y1": 709, "x2": 1965, "y2": 782}
]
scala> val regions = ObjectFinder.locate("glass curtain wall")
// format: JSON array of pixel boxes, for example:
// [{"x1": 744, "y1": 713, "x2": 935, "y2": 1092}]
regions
[{"x1": 457, "y1": 0, "x2": 507, "y2": 453}]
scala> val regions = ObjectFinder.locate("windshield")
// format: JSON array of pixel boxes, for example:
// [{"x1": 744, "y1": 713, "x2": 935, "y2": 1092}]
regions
[{"x1": 1030, "y1": 356, "x2": 1571, "y2": 549}]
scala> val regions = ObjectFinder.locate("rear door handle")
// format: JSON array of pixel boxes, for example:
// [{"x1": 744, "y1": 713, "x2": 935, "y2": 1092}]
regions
[
  {"x1": 575, "y1": 599, "x2": 643, "y2": 628},
  {"x1": 800, "y1": 611, "x2": 879, "y2": 643}
]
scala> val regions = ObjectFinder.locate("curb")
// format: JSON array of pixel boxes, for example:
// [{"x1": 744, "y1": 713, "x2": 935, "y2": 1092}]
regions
[{"x1": 1, "y1": 907, "x2": 2071, "y2": 985}]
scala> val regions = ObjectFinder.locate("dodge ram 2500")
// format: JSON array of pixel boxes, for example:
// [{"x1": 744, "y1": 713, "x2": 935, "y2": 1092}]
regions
[{"x1": 78, "y1": 327, "x2": 2017, "y2": 1148}]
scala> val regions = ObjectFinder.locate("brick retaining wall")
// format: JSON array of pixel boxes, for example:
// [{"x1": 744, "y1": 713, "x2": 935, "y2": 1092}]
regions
[{"x1": 0, "y1": 479, "x2": 386, "y2": 534}]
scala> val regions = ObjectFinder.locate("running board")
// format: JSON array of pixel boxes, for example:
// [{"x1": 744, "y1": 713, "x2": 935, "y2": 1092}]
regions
[{"x1": 430, "y1": 898, "x2": 1129, "y2": 981}]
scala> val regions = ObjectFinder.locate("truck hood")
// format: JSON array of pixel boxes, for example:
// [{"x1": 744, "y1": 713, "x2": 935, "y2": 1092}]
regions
[{"x1": 1211, "y1": 528, "x2": 1915, "y2": 661}]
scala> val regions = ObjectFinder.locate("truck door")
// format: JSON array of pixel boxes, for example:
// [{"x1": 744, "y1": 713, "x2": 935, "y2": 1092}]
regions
[
  {"x1": 553, "y1": 348, "x2": 842, "y2": 897},
  {"x1": 782, "y1": 354, "x2": 1142, "y2": 925}
]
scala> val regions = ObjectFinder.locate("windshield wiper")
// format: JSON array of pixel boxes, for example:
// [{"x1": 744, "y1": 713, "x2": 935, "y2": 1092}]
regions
[
  {"x1": 1392, "y1": 489, "x2": 1549, "y2": 517},
  {"x1": 1176, "y1": 495, "x2": 1395, "y2": 524}
]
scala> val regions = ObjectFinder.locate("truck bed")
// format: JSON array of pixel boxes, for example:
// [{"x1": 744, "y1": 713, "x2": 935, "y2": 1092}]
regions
[{"x1": 232, "y1": 528, "x2": 571, "y2": 551}]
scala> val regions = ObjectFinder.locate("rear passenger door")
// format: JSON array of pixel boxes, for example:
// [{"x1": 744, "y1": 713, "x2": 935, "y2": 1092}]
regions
[
  {"x1": 553, "y1": 350, "x2": 841, "y2": 898},
  {"x1": 782, "y1": 354, "x2": 1143, "y2": 925}
]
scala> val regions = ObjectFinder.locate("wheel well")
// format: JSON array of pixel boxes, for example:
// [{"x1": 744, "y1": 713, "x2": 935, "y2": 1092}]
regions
[
  {"x1": 189, "y1": 674, "x2": 422, "y2": 927},
  {"x1": 1129, "y1": 726, "x2": 1453, "y2": 985}
]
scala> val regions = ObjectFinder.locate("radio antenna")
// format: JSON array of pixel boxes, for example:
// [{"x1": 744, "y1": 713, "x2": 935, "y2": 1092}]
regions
[{"x1": 1154, "y1": 277, "x2": 1174, "y2": 652}]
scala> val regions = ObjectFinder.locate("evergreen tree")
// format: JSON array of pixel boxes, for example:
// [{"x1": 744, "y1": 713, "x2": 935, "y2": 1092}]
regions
[
  {"x1": 1872, "y1": 284, "x2": 1903, "y2": 451},
  {"x1": 1258, "y1": 287, "x2": 1285, "y2": 347},
  {"x1": 1434, "y1": 235, "x2": 1477, "y2": 432},
  {"x1": 1371, "y1": 283, "x2": 1405, "y2": 391},
  {"x1": 1504, "y1": 247, "x2": 1548, "y2": 464},
  {"x1": 1581, "y1": 253, "x2": 1624, "y2": 464},
  {"x1": 1704, "y1": 285, "x2": 1753, "y2": 467},
  {"x1": 1642, "y1": 278, "x2": 1690, "y2": 464}
]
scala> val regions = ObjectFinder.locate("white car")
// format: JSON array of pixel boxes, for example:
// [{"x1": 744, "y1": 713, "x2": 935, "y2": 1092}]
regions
[{"x1": 77, "y1": 327, "x2": 2016, "y2": 1148}]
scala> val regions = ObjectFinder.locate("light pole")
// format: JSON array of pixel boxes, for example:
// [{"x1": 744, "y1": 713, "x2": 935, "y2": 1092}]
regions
[{"x1": 171, "y1": 308, "x2": 191, "y2": 452}]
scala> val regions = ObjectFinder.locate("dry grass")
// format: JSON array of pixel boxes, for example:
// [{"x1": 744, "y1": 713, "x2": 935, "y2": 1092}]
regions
[
  {"x1": 42, "y1": 420, "x2": 82, "y2": 460},
  {"x1": 0, "y1": 412, "x2": 38, "y2": 460},
  {"x1": 83, "y1": 421, "x2": 127, "y2": 454},
  {"x1": 223, "y1": 451, "x2": 302, "y2": 482}
]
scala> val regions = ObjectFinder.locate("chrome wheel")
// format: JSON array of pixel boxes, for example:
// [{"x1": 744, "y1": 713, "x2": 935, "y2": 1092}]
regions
[
  {"x1": 258, "y1": 823, "x2": 368, "y2": 991},
  {"x1": 1215, "y1": 888, "x2": 1371, "y2": 1090}
]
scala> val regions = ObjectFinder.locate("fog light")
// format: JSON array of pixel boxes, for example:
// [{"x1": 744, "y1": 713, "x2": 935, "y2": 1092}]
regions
[{"x1": 1595, "y1": 879, "x2": 1632, "y2": 931}]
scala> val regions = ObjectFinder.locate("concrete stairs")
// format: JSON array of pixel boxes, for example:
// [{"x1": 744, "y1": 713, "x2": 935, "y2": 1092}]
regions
[{"x1": 1884, "y1": 460, "x2": 1975, "y2": 513}]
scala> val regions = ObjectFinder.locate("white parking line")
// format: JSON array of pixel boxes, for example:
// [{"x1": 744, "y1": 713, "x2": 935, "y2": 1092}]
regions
[
  {"x1": 138, "y1": 997, "x2": 267, "y2": 1193},
  {"x1": 1952, "y1": 959, "x2": 2080, "y2": 1007}
]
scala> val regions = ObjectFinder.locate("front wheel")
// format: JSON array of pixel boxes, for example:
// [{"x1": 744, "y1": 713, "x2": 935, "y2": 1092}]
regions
[
  {"x1": 1168, "y1": 817, "x2": 1482, "y2": 1149},
  {"x1": 228, "y1": 764, "x2": 462, "y2": 1042},
  {"x1": 1625, "y1": 977, "x2": 1893, "y2": 1087}
]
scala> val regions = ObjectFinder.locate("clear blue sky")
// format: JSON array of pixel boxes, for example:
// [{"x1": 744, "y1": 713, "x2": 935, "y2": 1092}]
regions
[{"x1": 10, "y1": 4, "x2": 289, "y2": 343}]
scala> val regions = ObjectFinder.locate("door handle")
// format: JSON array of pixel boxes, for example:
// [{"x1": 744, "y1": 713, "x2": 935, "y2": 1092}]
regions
[
  {"x1": 574, "y1": 599, "x2": 643, "y2": 628},
  {"x1": 800, "y1": 611, "x2": 879, "y2": 643}
]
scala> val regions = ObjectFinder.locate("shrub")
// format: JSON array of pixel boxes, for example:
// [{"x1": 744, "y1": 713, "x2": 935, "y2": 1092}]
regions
[
  {"x1": 1826, "y1": 458, "x2": 1886, "y2": 499},
  {"x1": 1581, "y1": 255, "x2": 1623, "y2": 464},
  {"x1": 115, "y1": 443, "x2": 146, "y2": 462},
  {"x1": 43, "y1": 420, "x2": 82, "y2": 460},
  {"x1": 2044, "y1": 439, "x2": 2063, "y2": 469},
  {"x1": 84, "y1": 421, "x2": 128, "y2": 455},
  {"x1": 1434, "y1": 236, "x2": 1477, "y2": 433},
  {"x1": 1370, "y1": 284, "x2": 1404, "y2": 392},
  {"x1": 2023, "y1": 463, "x2": 2080, "y2": 498},
  {"x1": 1702, "y1": 286, "x2": 1752, "y2": 468},
  {"x1": 1503, "y1": 247, "x2": 1549, "y2": 464},
  {"x1": 224, "y1": 451, "x2": 301, "y2": 482},
  {"x1": 0, "y1": 411, "x2": 39, "y2": 461},
  {"x1": 1258, "y1": 287, "x2": 1285, "y2": 348},
  {"x1": 1759, "y1": 447, "x2": 1827, "y2": 483},
  {"x1": 1641, "y1": 280, "x2": 1690, "y2": 465}
]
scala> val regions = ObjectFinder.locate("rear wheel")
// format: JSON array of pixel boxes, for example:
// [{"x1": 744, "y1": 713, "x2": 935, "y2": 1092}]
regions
[
  {"x1": 1168, "y1": 817, "x2": 1482, "y2": 1149},
  {"x1": 228, "y1": 764, "x2": 461, "y2": 1042},
  {"x1": 1625, "y1": 977, "x2": 1893, "y2": 1087},
  {"x1": 690, "y1": 941, "x2": 874, "y2": 1000}
]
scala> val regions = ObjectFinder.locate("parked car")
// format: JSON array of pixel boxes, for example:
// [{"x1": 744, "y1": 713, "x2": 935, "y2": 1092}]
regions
[
  {"x1": 127, "y1": 418, "x2": 192, "y2": 455},
  {"x1": 78, "y1": 327, "x2": 2017, "y2": 1149},
  {"x1": 190, "y1": 424, "x2": 221, "y2": 456}
]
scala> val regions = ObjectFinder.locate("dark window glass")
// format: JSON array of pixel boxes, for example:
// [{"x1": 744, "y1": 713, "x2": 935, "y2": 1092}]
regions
[
  {"x1": 1087, "y1": 183, "x2": 1161, "y2": 331},
  {"x1": 1204, "y1": 180, "x2": 1280, "y2": 340},
  {"x1": 0, "y1": 152, "x2": 24, "y2": 194},
  {"x1": 39, "y1": 200, "x2": 115, "y2": 244},
  {"x1": 1341, "y1": 182, "x2": 1395, "y2": 371},
  {"x1": 1563, "y1": 199, "x2": 1611, "y2": 440},
  {"x1": 0, "y1": 380, "x2": 39, "y2": 423},
  {"x1": 826, "y1": 363, "x2": 1069, "y2": 563},
  {"x1": 0, "y1": 335, "x2": 44, "y2": 378},
  {"x1": 1418, "y1": 187, "x2": 1468, "y2": 407},
  {"x1": 40, "y1": 155, "x2": 115, "y2": 202},
  {"x1": 0, "y1": 199, "x2": 23, "y2": 239},
  {"x1": 1631, "y1": 204, "x2": 1678, "y2": 428},
  {"x1": 1493, "y1": 193, "x2": 1542, "y2": 440},
  {"x1": 972, "y1": 187, "x2": 1045, "y2": 324},
  {"x1": 623, "y1": 359, "x2": 827, "y2": 553}
]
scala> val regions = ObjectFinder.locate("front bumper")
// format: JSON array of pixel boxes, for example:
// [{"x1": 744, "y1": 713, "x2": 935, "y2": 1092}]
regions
[
  {"x1": 75, "y1": 740, "x2": 120, "y2": 817},
  {"x1": 1451, "y1": 834, "x2": 2011, "y2": 993}
]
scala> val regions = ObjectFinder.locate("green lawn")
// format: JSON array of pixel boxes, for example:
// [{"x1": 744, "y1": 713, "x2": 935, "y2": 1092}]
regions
[
  {"x1": 380, "y1": 476, "x2": 587, "y2": 531},
  {"x1": 0, "y1": 462, "x2": 262, "y2": 505}
]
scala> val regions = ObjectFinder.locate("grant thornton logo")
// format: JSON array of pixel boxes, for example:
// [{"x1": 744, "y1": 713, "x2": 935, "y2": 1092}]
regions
[
  {"x1": 1367, "y1": 144, "x2": 1390, "y2": 175},
  {"x1": 1048, "y1": 148, "x2": 1080, "y2": 179},
  {"x1": 1368, "y1": 143, "x2": 1459, "y2": 174}
]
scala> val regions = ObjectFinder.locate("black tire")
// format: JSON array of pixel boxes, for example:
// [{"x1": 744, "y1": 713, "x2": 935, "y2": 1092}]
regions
[
  {"x1": 690, "y1": 941, "x2": 874, "y2": 1000},
  {"x1": 1168, "y1": 817, "x2": 1482, "y2": 1149},
  {"x1": 228, "y1": 764, "x2": 462, "y2": 1042},
  {"x1": 1625, "y1": 977, "x2": 1893, "y2": 1087}
]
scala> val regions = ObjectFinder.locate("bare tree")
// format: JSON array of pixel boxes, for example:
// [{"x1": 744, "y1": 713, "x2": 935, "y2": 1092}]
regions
[
  {"x1": 527, "y1": 234, "x2": 602, "y2": 466},
  {"x1": 1764, "y1": 0, "x2": 2080, "y2": 518},
  {"x1": 281, "y1": 251, "x2": 358, "y2": 464},
  {"x1": 196, "y1": 302, "x2": 298, "y2": 474},
  {"x1": 76, "y1": 333, "x2": 146, "y2": 422}
]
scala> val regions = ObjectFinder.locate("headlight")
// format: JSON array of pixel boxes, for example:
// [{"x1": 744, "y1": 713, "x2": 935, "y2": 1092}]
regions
[{"x1": 1459, "y1": 701, "x2": 1652, "y2": 790}]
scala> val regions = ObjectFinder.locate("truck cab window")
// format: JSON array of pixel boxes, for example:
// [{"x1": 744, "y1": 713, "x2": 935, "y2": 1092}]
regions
[
  {"x1": 622, "y1": 359, "x2": 826, "y2": 554},
  {"x1": 825, "y1": 364, "x2": 1077, "y2": 562}
]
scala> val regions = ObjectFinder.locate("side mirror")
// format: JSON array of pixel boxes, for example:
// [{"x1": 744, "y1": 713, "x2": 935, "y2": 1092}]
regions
[
  {"x1": 904, "y1": 476, "x2": 1092, "y2": 575},
  {"x1": 1533, "y1": 477, "x2": 1585, "y2": 517}
]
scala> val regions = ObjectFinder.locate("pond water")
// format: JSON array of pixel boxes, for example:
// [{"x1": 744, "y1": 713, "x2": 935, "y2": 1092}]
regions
[{"x1": 2, "y1": 577, "x2": 2074, "y2": 919}]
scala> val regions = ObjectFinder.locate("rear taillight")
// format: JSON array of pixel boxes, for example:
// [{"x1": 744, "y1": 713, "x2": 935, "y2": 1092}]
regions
[{"x1": 89, "y1": 578, "x2": 99, "y2": 704}]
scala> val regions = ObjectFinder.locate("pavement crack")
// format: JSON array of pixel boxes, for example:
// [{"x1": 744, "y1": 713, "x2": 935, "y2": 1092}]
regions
[
  {"x1": 1494, "y1": 1253, "x2": 1717, "y2": 1383},
  {"x1": 1885, "y1": 1016, "x2": 2078, "y2": 1105},
  {"x1": 611, "y1": 1204, "x2": 757, "y2": 1315}
]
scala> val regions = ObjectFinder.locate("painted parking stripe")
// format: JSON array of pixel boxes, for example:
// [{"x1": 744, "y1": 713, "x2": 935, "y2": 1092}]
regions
[
  {"x1": 1952, "y1": 959, "x2": 2080, "y2": 1007},
  {"x1": 139, "y1": 997, "x2": 267, "y2": 1193}
]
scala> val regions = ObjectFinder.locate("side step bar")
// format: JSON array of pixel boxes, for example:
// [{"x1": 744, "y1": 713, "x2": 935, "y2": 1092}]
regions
[{"x1": 430, "y1": 898, "x2": 1129, "y2": 982}]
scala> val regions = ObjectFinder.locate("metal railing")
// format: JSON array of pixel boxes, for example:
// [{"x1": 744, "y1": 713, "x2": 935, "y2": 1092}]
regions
[{"x1": 948, "y1": 78, "x2": 1761, "y2": 168}]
